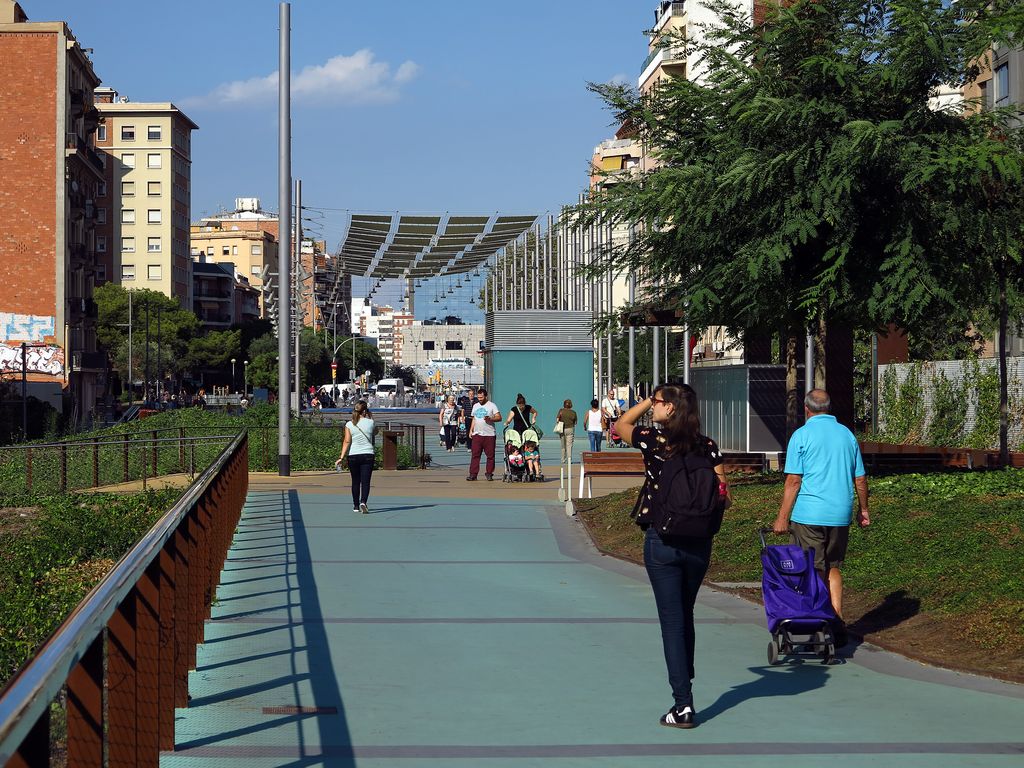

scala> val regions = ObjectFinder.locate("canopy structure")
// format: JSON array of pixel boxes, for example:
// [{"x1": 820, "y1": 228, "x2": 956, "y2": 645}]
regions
[{"x1": 336, "y1": 213, "x2": 539, "y2": 278}]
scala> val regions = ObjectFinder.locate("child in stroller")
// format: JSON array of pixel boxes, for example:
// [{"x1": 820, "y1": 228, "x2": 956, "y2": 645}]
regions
[
  {"x1": 522, "y1": 439, "x2": 543, "y2": 482},
  {"x1": 502, "y1": 428, "x2": 528, "y2": 482}
]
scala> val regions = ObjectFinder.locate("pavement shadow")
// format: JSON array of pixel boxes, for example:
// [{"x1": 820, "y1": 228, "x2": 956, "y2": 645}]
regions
[
  {"x1": 845, "y1": 589, "x2": 921, "y2": 658},
  {"x1": 700, "y1": 664, "x2": 832, "y2": 723},
  {"x1": 177, "y1": 490, "x2": 357, "y2": 767}
]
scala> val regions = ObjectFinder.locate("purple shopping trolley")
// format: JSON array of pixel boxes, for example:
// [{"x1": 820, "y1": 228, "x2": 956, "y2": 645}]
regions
[{"x1": 758, "y1": 529, "x2": 839, "y2": 665}]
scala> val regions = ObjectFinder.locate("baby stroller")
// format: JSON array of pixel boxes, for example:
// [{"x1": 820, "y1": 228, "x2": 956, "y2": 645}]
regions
[
  {"x1": 758, "y1": 529, "x2": 839, "y2": 665},
  {"x1": 607, "y1": 419, "x2": 626, "y2": 448},
  {"x1": 457, "y1": 420, "x2": 468, "y2": 445},
  {"x1": 502, "y1": 428, "x2": 528, "y2": 483}
]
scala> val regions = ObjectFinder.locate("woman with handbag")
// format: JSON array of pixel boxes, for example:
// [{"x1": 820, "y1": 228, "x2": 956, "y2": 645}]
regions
[
  {"x1": 616, "y1": 383, "x2": 731, "y2": 729},
  {"x1": 439, "y1": 395, "x2": 460, "y2": 452},
  {"x1": 554, "y1": 399, "x2": 577, "y2": 467},
  {"x1": 504, "y1": 393, "x2": 537, "y2": 435},
  {"x1": 335, "y1": 400, "x2": 377, "y2": 514}
]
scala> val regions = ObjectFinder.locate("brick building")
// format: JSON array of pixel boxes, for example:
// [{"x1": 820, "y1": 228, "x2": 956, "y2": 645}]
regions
[{"x1": 0, "y1": 0, "x2": 105, "y2": 424}]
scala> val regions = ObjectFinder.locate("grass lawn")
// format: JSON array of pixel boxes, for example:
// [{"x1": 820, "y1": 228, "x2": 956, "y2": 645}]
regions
[{"x1": 576, "y1": 469, "x2": 1024, "y2": 682}]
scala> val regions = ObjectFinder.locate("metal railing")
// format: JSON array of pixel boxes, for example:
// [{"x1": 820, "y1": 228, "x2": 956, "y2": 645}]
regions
[
  {"x1": 0, "y1": 432, "x2": 249, "y2": 766},
  {"x1": 0, "y1": 431, "x2": 238, "y2": 495},
  {"x1": 247, "y1": 422, "x2": 428, "y2": 470}
]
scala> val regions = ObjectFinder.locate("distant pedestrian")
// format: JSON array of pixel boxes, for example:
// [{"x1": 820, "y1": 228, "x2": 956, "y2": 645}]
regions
[
  {"x1": 617, "y1": 383, "x2": 731, "y2": 730},
  {"x1": 439, "y1": 395, "x2": 460, "y2": 452},
  {"x1": 585, "y1": 399, "x2": 604, "y2": 452},
  {"x1": 773, "y1": 389, "x2": 870, "y2": 647},
  {"x1": 336, "y1": 400, "x2": 377, "y2": 514},
  {"x1": 555, "y1": 399, "x2": 577, "y2": 466},
  {"x1": 467, "y1": 388, "x2": 500, "y2": 481},
  {"x1": 601, "y1": 387, "x2": 621, "y2": 441},
  {"x1": 461, "y1": 388, "x2": 477, "y2": 452}
]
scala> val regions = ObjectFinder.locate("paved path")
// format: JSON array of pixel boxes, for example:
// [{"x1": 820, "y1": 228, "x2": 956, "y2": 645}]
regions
[{"x1": 161, "y1": 448, "x2": 1024, "y2": 767}]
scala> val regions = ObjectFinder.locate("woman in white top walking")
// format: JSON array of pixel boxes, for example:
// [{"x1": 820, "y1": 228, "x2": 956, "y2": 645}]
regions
[
  {"x1": 335, "y1": 400, "x2": 377, "y2": 513},
  {"x1": 439, "y1": 395, "x2": 460, "y2": 452},
  {"x1": 586, "y1": 398, "x2": 605, "y2": 452}
]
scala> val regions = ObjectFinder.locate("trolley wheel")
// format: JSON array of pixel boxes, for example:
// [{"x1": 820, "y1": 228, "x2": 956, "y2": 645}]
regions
[
  {"x1": 822, "y1": 643, "x2": 835, "y2": 664},
  {"x1": 767, "y1": 639, "x2": 780, "y2": 665}
]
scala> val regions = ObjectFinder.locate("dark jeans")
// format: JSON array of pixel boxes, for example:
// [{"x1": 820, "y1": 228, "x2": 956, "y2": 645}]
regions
[
  {"x1": 469, "y1": 434, "x2": 496, "y2": 477},
  {"x1": 464, "y1": 417, "x2": 474, "y2": 449},
  {"x1": 443, "y1": 424, "x2": 458, "y2": 450},
  {"x1": 588, "y1": 430, "x2": 603, "y2": 452},
  {"x1": 347, "y1": 453, "x2": 374, "y2": 508},
  {"x1": 643, "y1": 528, "x2": 712, "y2": 709}
]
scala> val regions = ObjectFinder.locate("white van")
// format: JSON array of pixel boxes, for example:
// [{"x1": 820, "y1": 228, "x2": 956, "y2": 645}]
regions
[{"x1": 375, "y1": 378, "x2": 405, "y2": 400}]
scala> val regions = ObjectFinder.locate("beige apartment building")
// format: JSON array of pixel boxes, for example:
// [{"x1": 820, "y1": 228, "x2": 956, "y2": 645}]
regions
[
  {"x1": 190, "y1": 225, "x2": 278, "y2": 315},
  {"x1": 94, "y1": 87, "x2": 198, "y2": 307}
]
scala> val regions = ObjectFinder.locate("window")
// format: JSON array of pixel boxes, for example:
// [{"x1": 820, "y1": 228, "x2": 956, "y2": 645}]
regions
[
  {"x1": 190, "y1": 246, "x2": 200, "y2": 257},
  {"x1": 146, "y1": 153, "x2": 161, "y2": 169},
  {"x1": 250, "y1": 265, "x2": 261, "y2": 276},
  {"x1": 95, "y1": 265, "x2": 106, "y2": 281},
  {"x1": 422, "y1": 340, "x2": 435, "y2": 351},
  {"x1": 147, "y1": 125, "x2": 161, "y2": 141},
  {"x1": 121, "y1": 181, "x2": 134, "y2": 196},
  {"x1": 479, "y1": 340, "x2": 486, "y2": 350},
  {"x1": 995, "y1": 63, "x2": 1010, "y2": 106},
  {"x1": 96, "y1": 236, "x2": 107, "y2": 253},
  {"x1": 232, "y1": 245, "x2": 238, "y2": 255},
  {"x1": 122, "y1": 237, "x2": 135, "y2": 252},
  {"x1": 250, "y1": 244, "x2": 262, "y2": 256},
  {"x1": 207, "y1": 246, "x2": 214, "y2": 256},
  {"x1": 222, "y1": 246, "x2": 230, "y2": 256},
  {"x1": 148, "y1": 265, "x2": 162, "y2": 281},
  {"x1": 96, "y1": 124, "x2": 107, "y2": 141},
  {"x1": 121, "y1": 125, "x2": 135, "y2": 141},
  {"x1": 147, "y1": 181, "x2": 161, "y2": 196},
  {"x1": 97, "y1": 182, "x2": 106, "y2": 198},
  {"x1": 121, "y1": 208, "x2": 135, "y2": 224},
  {"x1": 445, "y1": 340, "x2": 464, "y2": 350},
  {"x1": 121, "y1": 153, "x2": 135, "y2": 168},
  {"x1": 147, "y1": 209, "x2": 161, "y2": 224},
  {"x1": 148, "y1": 237, "x2": 161, "y2": 252},
  {"x1": 121, "y1": 264, "x2": 135, "y2": 280},
  {"x1": 96, "y1": 207, "x2": 106, "y2": 224}
]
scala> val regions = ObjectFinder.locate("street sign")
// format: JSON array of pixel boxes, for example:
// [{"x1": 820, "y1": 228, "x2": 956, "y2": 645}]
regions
[{"x1": 349, "y1": 369, "x2": 356, "y2": 380}]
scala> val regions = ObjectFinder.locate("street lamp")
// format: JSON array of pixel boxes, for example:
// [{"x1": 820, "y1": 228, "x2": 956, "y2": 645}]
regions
[
  {"x1": 244, "y1": 359, "x2": 249, "y2": 396},
  {"x1": 231, "y1": 358, "x2": 237, "y2": 393},
  {"x1": 332, "y1": 336, "x2": 358, "y2": 385}
]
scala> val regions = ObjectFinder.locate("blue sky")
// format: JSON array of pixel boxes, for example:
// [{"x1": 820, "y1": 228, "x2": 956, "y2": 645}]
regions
[{"x1": 36, "y1": 0, "x2": 651, "y2": 320}]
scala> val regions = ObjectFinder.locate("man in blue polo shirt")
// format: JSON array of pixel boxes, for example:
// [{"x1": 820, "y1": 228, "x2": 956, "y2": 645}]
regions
[{"x1": 773, "y1": 389, "x2": 870, "y2": 645}]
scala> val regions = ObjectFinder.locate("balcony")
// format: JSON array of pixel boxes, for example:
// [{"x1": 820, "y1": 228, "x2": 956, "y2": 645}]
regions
[
  {"x1": 70, "y1": 350, "x2": 106, "y2": 373},
  {"x1": 67, "y1": 296, "x2": 99, "y2": 320},
  {"x1": 65, "y1": 132, "x2": 105, "y2": 178},
  {"x1": 650, "y1": 1, "x2": 686, "y2": 35}
]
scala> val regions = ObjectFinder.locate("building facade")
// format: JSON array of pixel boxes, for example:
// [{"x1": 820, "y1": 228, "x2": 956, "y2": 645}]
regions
[
  {"x1": 399, "y1": 323, "x2": 485, "y2": 369},
  {"x1": 94, "y1": 88, "x2": 197, "y2": 307},
  {"x1": 0, "y1": 0, "x2": 106, "y2": 423}
]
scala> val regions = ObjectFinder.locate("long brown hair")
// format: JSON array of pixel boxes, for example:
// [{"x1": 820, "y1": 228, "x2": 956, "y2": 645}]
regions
[
  {"x1": 351, "y1": 400, "x2": 371, "y2": 425},
  {"x1": 654, "y1": 383, "x2": 702, "y2": 456}
]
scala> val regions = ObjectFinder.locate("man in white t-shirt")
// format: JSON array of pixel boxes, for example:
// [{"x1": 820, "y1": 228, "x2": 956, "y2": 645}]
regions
[
  {"x1": 601, "y1": 388, "x2": 621, "y2": 440},
  {"x1": 467, "y1": 387, "x2": 501, "y2": 481}
]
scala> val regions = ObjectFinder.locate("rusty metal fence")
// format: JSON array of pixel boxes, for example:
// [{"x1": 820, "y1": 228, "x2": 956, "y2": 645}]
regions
[
  {"x1": 0, "y1": 430, "x2": 237, "y2": 495},
  {"x1": 0, "y1": 431, "x2": 249, "y2": 767}
]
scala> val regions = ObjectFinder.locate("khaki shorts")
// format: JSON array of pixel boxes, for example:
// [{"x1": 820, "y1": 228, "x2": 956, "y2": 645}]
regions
[{"x1": 789, "y1": 522, "x2": 849, "y2": 573}]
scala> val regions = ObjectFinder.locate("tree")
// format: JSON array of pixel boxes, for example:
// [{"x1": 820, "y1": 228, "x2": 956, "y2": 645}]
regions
[
  {"x1": 576, "y1": 0, "x2": 1023, "y2": 438},
  {"x1": 389, "y1": 365, "x2": 417, "y2": 386},
  {"x1": 181, "y1": 329, "x2": 242, "y2": 387}
]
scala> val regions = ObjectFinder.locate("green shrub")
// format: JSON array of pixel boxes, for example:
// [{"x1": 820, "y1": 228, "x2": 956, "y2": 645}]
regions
[{"x1": 926, "y1": 369, "x2": 967, "y2": 447}]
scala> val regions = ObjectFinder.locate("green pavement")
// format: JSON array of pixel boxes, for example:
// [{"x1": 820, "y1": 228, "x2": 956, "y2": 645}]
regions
[{"x1": 160, "y1": 454, "x2": 1024, "y2": 767}]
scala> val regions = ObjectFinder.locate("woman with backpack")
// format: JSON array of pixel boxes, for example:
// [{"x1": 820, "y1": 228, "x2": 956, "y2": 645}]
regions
[
  {"x1": 616, "y1": 383, "x2": 732, "y2": 729},
  {"x1": 335, "y1": 400, "x2": 377, "y2": 514}
]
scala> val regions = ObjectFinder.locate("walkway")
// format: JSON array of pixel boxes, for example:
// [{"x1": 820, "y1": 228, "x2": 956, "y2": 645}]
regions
[{"x1": 160, "y1": 446, "x2": 1024, "y2": 767}]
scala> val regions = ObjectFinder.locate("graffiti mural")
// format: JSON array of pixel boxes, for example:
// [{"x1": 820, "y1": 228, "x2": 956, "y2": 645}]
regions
[
  {"x1": 0, "y1": 313, "x2": 56, "y2": 343},
  {"x1": 0, "y1": 344, "x2": 65, "y2": 376}
]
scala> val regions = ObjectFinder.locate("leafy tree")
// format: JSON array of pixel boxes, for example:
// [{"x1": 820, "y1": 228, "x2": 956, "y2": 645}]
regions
[
  {"x1": 181, "y1": 330, "x2": 242, "y2": 387},
  {"x1": 575, "y1": 0, "x2": 1023, "y2": 438},
  {"x1": 389, "y1": 365, "x2": 417, "y2": 386}
]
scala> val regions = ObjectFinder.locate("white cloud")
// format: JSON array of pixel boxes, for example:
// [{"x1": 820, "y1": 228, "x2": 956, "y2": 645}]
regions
[
  {"x1": 182, "y1": 50, "x2": 418, "y2": 109},
  {"x1": 608, "y1": 73, "x2": 630, "y2": 86}
]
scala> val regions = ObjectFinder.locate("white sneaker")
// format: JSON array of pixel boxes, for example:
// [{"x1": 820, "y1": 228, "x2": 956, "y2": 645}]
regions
[
  {"x1": 359, "y1": 503, "x2": 369, "y2": 514},
  {"x1": 353, "y1": 507, "x2": 360, "y2": 513}
]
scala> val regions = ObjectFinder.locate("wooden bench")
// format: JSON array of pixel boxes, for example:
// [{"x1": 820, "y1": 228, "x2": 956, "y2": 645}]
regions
[
  {"x1": 577, "y1": 450, "x2": 777, "y2": 498},
  {"x1": 578, "y1": 451, "x2": 645, "y2": 498}
]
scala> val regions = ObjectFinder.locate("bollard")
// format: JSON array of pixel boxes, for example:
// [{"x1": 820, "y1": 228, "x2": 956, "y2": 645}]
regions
[{"x1": 381, "y1": 430, "x2": 403, "y2": 470}]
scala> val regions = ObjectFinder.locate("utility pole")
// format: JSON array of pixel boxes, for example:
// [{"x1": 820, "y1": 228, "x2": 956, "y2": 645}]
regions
[
  {"x1": 156, "y1": 304, "x2": 162, "y2": 402},
  {"x1": 278, "y1": 1, "x2": 292, "y2": 475},
  {"x1": 144, "y1": 298, "x2": 150, "y2": 405},
  {"x1": 127, "y1": 290, "x2": 133, "y2": 405}
]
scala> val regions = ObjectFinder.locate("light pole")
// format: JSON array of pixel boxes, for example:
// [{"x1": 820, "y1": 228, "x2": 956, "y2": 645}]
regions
[
  {"x1": 244, "y1": 360, "x2": 249, "y2": 396},
  {"x1": 333, "y1": 336, "x2": 358, "y2": 384},
  {"x1": 231, "y1": 358, "x2": 237, "y2": 393}
]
